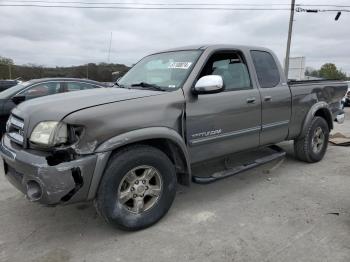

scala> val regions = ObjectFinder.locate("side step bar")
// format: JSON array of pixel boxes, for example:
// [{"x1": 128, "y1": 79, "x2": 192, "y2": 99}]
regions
[{"x1": 192, "y1": 145, "x2": 286, "y2": 184}]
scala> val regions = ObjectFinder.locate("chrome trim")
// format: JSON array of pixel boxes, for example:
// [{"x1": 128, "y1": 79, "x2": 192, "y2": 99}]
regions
[
  {"x1": 190, "y1": 120, "x2": 290, "y2": 146},
  {"x1": 194, "y1": 75, "x2": 223, "y2": 93},
  {"x1": 8, "y1": 115, "x2": 24, "y2": 129},
  {"x1": 190, "y1": 126, "x2": 261, "y2": 145},
  {"x1": 6, "y1": 114, "x2": 24, "y2": 146},
  {"x1": 262, "y1": 120, "x2": 289, "y2": 130},
  {"x1": 8, "y1": 132, "x2": 24, "y2": 144}
]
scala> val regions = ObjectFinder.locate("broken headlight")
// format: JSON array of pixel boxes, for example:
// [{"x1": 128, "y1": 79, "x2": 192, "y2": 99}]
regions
[{"x1": 30, "y1": 121, "x2": 68, "y2": 147}]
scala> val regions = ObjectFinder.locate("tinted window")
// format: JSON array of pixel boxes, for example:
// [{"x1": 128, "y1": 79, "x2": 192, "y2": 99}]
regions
[
  {"x1": 20, "y1": 82, "x2": 60, "y2": 98},
  {"x1": 200, "y1": 52, "x2": 251, "y2": 91},
  {"x1": 66, "y1": 82, "x2": 97, "y2": 92},
  {"x1": 0, "y1": 82, "x2": 30, "y2": 99},
  {"x1": 251, "y1": 50, "x2": 280, "y2": 88}
]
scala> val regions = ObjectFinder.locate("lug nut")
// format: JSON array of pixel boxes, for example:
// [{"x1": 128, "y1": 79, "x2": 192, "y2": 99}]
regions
[
  {"x1": 133, "y1": 194, "x2": 137, "y2": 198},
  {"x1": 130, "y1": 187, "x2": 135, "y2": 191},
  {"x1": 135, "y1": 180, "x2": 139, "y2": 184},
  {"x1": 145, "y1": 186, "x2": 149, "y2": 190},
  {"x1": 142, "y1": 180, "x2": 146, "y2": 184}
]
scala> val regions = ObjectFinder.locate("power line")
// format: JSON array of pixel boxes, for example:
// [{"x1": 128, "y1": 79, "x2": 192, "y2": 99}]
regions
[
  {"x1": 296, "y1": 4, "x2": 350, "y2": 8},
  {"x1": 4, "y1": 1, "x2": 350, "y2": 8},
  {"x1": 2, "y1": 4, "x2": 349, "y2": 13},
  {"x1": 296, "y1": 7, "x2": 350, "y2": 13},
  {"x1": 0, "y1": 1, "x2": 295, "y2": 6},
  {"x1": 2, "y1": 4, "x2": 349, "y2": 12},
  {"x1": 0, "y1": 4, "x2": 292, "y2": 10}
]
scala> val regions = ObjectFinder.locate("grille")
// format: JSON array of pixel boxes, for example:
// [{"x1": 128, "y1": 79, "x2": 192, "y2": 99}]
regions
[{"x1": 6, "y1": 114, "x2": 24, "y2": 145}]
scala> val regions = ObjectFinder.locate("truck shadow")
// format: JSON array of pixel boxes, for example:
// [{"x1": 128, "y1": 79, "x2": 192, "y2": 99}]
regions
[
  {"x1": 174, "y1": 141, "x2": 298, "y2": 209},
  {"x1": 3, "y1": 141, "x2": 303, "y2": 239},
  {"x1": 3, "y1": 140, "x2": 350, "y2": 262}
]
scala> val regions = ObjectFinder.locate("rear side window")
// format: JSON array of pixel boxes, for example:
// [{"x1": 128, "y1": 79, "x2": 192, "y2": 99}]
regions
[
  {"x1": 66, "y1": 82, "x2": 97, "y2": 92},
  {"x1": 251, "y1": 50, "x2": 280, "y2": 88},
  {"x1": 20, "y1": 82, "x2": 60, "y2": 98}
]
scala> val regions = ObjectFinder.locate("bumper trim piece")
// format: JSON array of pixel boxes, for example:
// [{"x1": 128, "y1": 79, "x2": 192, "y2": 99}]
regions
[{"x1": 0, "y1": 137, "x2": 16, "y2": 159}]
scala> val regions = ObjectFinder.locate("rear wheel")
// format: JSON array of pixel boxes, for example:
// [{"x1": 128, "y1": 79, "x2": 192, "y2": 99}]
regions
[
  {"x1": 294, "y1": 116, "x2": 329, "y2": 163},
  {"x1": 95, "y1": 145, "x2": 177, "y2": 231}
]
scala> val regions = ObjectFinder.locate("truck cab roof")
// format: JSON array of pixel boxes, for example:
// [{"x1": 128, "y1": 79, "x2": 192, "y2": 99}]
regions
[{"x1": 157, "y1": 44, "x2": 273, "y2": 53}]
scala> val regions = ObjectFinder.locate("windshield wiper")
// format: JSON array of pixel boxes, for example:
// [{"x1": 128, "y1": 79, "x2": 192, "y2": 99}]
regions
[
  {"x1": 131, "y1": 82, "x2": 166, "y2": 91},
  {"x1": 114, "y1": 82, "x2": 126, "y2": 88}
]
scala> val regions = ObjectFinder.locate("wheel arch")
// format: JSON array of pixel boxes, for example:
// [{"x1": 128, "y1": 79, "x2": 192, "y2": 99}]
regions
[
  {"x1": 89, "y1": 127, "x2": 191, "y2": 197},
  {"x1": 299, "y1": 102, "x2": 333, "y2": 138}
]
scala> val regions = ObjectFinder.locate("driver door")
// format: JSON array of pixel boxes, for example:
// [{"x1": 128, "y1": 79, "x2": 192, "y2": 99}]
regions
[{"x1": 186, "y1": 50, "x2": 262, "y2": 163}]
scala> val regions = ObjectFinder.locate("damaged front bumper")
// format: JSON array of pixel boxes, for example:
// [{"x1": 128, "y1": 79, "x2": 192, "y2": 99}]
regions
[{"x1": 0, "y1": 135, "x2": 98, "y2": 205}]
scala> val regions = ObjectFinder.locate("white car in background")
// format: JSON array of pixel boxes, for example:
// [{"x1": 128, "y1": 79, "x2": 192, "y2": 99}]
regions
[{"x1": 341, "y1": 82, "x2": 350, "y2": 108}]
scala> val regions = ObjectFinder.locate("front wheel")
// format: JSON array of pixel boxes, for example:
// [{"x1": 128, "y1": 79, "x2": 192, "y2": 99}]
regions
[
  {"x1": 95, "y1": 145, "x2": 177, "y2": 231},
  {"x1": 294, "y1": 116, "x2": 329, "y2": 163}
]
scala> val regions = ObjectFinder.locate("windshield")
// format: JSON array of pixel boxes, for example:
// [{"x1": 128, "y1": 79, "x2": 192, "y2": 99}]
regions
[
  {"x1": 118, "y1": 50, "x2": 202, "y2": 91},
  {"x1": 0, "y1": 81, "x2": 31, "y2": 99}
]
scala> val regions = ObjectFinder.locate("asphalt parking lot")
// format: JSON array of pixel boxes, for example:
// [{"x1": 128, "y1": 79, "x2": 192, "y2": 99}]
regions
[{"x1": 1, "y1": 108, "x2": 349, "y2": 262}]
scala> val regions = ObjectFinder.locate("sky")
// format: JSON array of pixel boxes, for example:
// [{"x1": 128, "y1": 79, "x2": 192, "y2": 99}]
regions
[{"x1": 1, "y1": 0, "x2": 350, "y2": 74}]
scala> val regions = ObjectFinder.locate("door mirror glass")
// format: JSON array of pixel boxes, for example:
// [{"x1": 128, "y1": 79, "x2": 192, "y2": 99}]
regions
[
  {"x1": 193, "y1": 75, "x2": 224, "y2": 94},
  {"x1": 11, "y1": 95, "x2": 26, "y2": 105}
]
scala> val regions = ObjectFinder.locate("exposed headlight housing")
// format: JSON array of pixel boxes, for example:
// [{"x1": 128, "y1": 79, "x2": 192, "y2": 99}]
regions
[{"x1": 30, "y1": 121, "x2": 68, "y2": 147}]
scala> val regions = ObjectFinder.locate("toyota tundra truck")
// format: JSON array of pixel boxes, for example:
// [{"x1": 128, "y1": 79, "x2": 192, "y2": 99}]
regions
[{"x1": 1, "y1": 45, "x2": 347, "y2": 230}]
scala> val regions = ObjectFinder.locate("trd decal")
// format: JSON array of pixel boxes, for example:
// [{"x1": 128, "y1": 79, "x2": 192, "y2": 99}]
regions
[{"x1": 191, "y1": 129, "x2": 222, "y2": 138}]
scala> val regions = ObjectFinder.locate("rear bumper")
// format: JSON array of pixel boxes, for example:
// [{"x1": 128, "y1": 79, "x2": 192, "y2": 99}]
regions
[{"x1": 0, "y1": 135, "x2": 97, "y2": 205}]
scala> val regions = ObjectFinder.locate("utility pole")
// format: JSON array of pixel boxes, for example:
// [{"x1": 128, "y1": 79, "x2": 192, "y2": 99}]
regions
[
  {"x1": 8, "y1": 64, "x2": 12, "y2": 79},
  {"x1": 107, "y1": 32, "x2": 113, "y2": 63},
  {"x1": 86, "y1": 64, "x2": 89, "y2": 79},
  {"x1": 284, "y1": 0, "x2": 295, "y2": 79}
]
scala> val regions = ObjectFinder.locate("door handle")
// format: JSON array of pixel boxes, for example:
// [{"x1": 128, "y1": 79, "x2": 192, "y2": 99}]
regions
[
  {"x1": 264, "y1": 96, "x2": 272, "y2": 102},
  {"x1": 246, "y1": 97, "x2": 256, "y2": 104}
]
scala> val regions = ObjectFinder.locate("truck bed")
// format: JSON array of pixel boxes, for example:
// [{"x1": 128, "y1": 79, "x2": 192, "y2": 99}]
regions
[{"x1": 288, "y1": 80, "x2": 347, "y2": 139}]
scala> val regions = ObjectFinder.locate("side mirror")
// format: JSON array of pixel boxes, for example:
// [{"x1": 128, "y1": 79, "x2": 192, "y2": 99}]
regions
[
  {"x1": 193, "y1": 75, "x2": 224, "y2": 94},
  {"x1": 11, "y1": 95, "x2": 26, "y2": 105}
]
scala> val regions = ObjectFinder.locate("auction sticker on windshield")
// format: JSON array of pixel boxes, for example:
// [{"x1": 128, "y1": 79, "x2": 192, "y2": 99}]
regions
[{"x1": 168, "y1": 62, "x2": 192, "y2": 69}]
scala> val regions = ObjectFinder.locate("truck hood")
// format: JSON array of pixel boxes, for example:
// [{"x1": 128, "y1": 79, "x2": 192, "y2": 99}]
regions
[{"x1": 12, "y1": 88, "x2": 163, "y2": 126}]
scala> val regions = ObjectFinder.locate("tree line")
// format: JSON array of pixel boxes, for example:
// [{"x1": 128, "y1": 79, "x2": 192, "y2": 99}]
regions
[
  {"x1": 305, "y1": 63, "x2": 348, "y2": 80},
  {"x1": 1, "y1": 56, "x2": 348, "y2": 82},
  {"x1": 0, "y1": 56, "x2": 130, "y2": 82}
]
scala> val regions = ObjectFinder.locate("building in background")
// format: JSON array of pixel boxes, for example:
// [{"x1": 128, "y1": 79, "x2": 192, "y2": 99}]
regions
[{"x1": 288, "y1": 56, "x2": 306, "y2": 80}]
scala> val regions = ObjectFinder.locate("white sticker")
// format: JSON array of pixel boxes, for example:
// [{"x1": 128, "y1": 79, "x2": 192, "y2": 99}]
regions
[{"x1": 168, "y1": 62, "x2": 192, "y2": 69}]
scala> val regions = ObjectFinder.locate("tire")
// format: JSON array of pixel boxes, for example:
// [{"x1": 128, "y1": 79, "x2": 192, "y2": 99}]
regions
[
  {"x1": 294, "y1": 116, "x2": 329, "y2": 163},
  {"x1": 95, "y1": 145, "x2": 177, "y2": 231}
]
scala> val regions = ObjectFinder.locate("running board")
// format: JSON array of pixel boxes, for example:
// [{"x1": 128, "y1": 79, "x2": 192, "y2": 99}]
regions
[{"x1": 192, "y1": 145, "x2": 286, "y2": 184}]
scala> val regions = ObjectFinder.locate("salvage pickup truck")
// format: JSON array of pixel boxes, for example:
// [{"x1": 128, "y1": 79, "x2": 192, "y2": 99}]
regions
[{"x1": 1, "y1": 45, "x2": 347, "y2": 230}]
